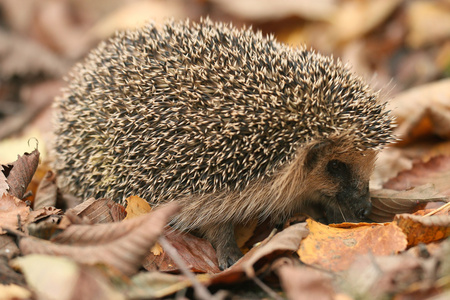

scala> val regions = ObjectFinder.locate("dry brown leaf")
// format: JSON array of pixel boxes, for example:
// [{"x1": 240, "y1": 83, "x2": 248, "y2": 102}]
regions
[
  {"x1": 125, "y1": 195, "x2": 152, "y2": 219},
  {"x1": 51, "y1": 205, "x2": 165, "y2": 245},
  {"x1": 0, "y1": 234, "x2": 20, "y2": 259},
  {"x1": 387, "y1": 79, "x2": 450, "y2": 145},
  {"x1": 20, "y1": 203, "x2": 179, "y2": 276},
  {"x1": 67, "y1": 197, "x2": 119, "y2": 224},
  {"x1": 33, "y1": 170, "x2": 57, "y2": 210},
  {"x1": 210, "y1": 0, "x2": 337, "y2": 21},
  {"x1": 298, "y1": 219, "x2": 407, "y2": 272},
  {"x1": 329, "y1": 0, "x2": 402, "y2": 42},
  {"x1": 210, "y1": 223, "x2": 309, "y2": 284},
  {"x1": 277, "y1": 264, "x2": 335, "y2": 300},
  {"x1": 340, "y1": 253, "x2": 438, "y2": 299},
  {"x1": 0, "y1": 194, "x2": 30, "y2": 233},
  {"x1": 0, "y1": 284, "x2": 31, "y2": 300},
  {"x1": 127, "y1": 271, "x2": 194, "y2": 299},
  {"x1": 0, "y1": 165, "x2": 9, "y2": 196},
  {"x1": 90, "y1": 0, "x2": 189, "y2": 40},
  {"x1": 371, "y1": 147, "x2": 413, "y2": 189},
  {"x1": 384, "y1": 156, "x2": 450, "y2": 196},
  {"x1": 235, "y1": 219, "x2": 258, "y2": 250},
  {"x1": 11, "y1": 255, "x2": 124, "y2": 300},
  {"x1": 395, "y1": 211, "x2": 450, "y2": 247},
  {"x1": 370, "y1": 184, "x2": 447, "y2": 222},
  {"x1": 406, "y1": 1, "x2": 450, "y2": 48},
  {"x1": 0, "y1": 255, "x2": 26, "y2": 286},
  {"x1": 0, "y1": 30, "x2": 67, "y2": 79},
  {"x1": 3, "y1": 149, "x2": 40, "y2": 200},
  {"x1": 143, "y1": 229, "x2": 220, "y2": 274}
]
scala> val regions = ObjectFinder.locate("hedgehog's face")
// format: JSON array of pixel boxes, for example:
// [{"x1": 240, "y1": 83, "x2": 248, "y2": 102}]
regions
[{"x1": 301, "y1": 139, "x2": 377, "y2": 224}]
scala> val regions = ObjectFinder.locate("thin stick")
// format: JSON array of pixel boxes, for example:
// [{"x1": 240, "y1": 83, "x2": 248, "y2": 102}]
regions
[
  {"x1": 423, "y1": 202, "x2": 450, "y2": 217},
  {"x1": 252, "y1": 275, "x2": 283, "y2": 300},
  {"x1": 159, "y1": 236, "x2": 213, "y2": 300}
]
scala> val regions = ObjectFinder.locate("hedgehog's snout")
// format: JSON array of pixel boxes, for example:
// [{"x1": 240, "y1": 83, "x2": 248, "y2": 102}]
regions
[{"x1": 357, "y1": 201, "x2": 372, "y2": 219}]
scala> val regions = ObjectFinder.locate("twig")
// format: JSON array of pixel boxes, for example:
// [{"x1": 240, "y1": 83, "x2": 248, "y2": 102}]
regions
[
  {"x1": 252, "y1": 275, "x2": 283, "y2": 300},
  {"x1": 158, "y1": 236, "x2": 213, "y2": 300},
  {"x1": 423, "y1": 202, "x2": 450, "y2": 217}
]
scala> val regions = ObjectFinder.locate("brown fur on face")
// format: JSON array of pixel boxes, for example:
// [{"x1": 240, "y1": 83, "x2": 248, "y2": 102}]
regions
[{"x1": 169, "y1": 134, "x2": 377, "y2": 269}]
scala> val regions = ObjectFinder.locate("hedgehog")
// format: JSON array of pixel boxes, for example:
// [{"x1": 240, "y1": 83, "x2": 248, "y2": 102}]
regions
[{"x1": 52, "y1": 18, "x2": 395, "y2": 269}]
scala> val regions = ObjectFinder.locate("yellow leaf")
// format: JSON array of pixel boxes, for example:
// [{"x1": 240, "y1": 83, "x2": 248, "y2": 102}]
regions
[{"x1": 124, "y1": 196, "x2": 152, "y2": 219}]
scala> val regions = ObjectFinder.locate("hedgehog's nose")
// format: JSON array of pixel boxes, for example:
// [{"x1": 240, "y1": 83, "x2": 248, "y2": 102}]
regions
[{"x1": 357, "y1": 201, "x2": 372, "y2": 219}]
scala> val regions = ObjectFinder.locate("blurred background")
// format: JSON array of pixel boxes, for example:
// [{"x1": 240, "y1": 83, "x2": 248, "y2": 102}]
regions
[{"x1": 0, "y1": 0, "x2": 449, "y2": 164}]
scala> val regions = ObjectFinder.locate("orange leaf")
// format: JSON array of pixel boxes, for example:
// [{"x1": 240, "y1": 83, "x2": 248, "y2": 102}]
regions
[
  {"x1": 395, "y1": 211, "x2": 450, "y2": 247},
  {"x1": 298, "y1": 219, "x2": 407, "y2": 272},
  {"x1": 125, "y1": 195, "x2": 152, "y2": 219},
  {"x1": 0, "y1": 194, "x2": 30, "y2": 233}
]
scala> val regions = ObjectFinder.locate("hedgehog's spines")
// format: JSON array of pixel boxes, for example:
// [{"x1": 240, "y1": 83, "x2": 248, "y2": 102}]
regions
[{"x1": 53, "y1": 18, "x2": 395, "y2": 204}]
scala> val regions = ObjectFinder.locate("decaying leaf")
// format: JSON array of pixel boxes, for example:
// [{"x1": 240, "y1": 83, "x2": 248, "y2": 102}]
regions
[
  {"x1": 298, "y1": 219, "x2": 407, "y2": 272},
  {"x1": 277, "y1": 264, "x2": 335, "y2": 300},
  {"x1": 11, "y1": 255, "x2": 123, "y2": 300},
  {"x1": 0, "y1": 284, "x2": 31, "y2": 300},
  {"x1": 387, "y1": 79, "x2": 450, "y2": 145},
  {"x1": 3, "y1": 149, "x2": 40, "y2": 200},
  {"x1": 33, "y1": 170, "x2": 57, "y2": 210},
  {"x1": 0, "y1": 194, "x2": 30, "y2": 233},
  {"x1": 19, "y1": 203, "x2": 179, "y2": 276},
  {"x1": 384, "y1": 155, "x2": 450, "y2": 196},
  {"x1": 329, "y1": 0, "x2": 402, "y2": 42},
  {"x1": 370, "y1": 184, "x2": 448, "y2": 222},
  {"x1": 124, "y1": 195, "x2": 152, "y2": 219},
  {"x1": 339, "y1": 252, "x2": 440, "y2": 299},
  {"x1": 126, "y1": 271, "x2": 194, "y2": 299},
  {"x1": 211, "y1": 223, "x2": 309, "y2": 284},
  {"x1": 144, "y1": 228, "x2": 220, "y2": 274},
  {"x1": 66, "y1": 197, "x2": 120, "y2": 224},
  {"x1": 406, "y1": 1, "x2": 450, "y2": 48},
  {"x1": 395, "y1": 211, "x2": 450, "y2": 247}
]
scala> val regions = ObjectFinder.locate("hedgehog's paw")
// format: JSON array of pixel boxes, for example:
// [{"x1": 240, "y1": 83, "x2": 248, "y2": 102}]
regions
[
  {"x1": 203, "y1": 223, "x2": 243, "y2": 270},
  {"x1": 216, "y1": 243, "x2": 243, "y2": 270}
]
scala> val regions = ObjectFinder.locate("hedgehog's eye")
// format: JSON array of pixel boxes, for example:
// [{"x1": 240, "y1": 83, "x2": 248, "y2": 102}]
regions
[{"x1": 327, "y1": 160, "x2": 348, "y2": 177}]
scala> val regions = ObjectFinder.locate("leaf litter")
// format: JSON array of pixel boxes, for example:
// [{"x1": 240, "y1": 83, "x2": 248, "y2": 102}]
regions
[{"x1": 1, "y1": 0, "x2": 450, "y2": 299}]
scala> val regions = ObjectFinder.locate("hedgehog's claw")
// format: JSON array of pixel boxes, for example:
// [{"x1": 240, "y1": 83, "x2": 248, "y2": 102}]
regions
[{"x1": 217, "y1": 243, "x2": 243, "y2": 270}]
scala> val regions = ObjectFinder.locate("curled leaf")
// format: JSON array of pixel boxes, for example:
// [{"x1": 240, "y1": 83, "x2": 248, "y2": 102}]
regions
[{"x1": 20, "y1": 203, "x2": 179, "y2": 276}]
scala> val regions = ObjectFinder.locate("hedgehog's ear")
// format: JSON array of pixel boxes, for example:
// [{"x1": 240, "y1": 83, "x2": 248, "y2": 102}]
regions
[{"x1": 304, "y1": 139, "x2": 332, "y2": 171}]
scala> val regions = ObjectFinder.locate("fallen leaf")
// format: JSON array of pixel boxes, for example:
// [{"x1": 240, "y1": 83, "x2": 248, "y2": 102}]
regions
[
  {"x1": 33, "y1": 170, "x2": 57, "y2": 210},
  {"x1": 330, "y1": 0, "x2": 402, "y2": 42},
  {"x1": 11, "y1": 255, "x2": 124, "y2": 300},
  {"x1": 0, "y1": 284, "x2": 31, "y2": 300},
  {"x1": 340, "y1": 253, "x2": 439, "y2": 299},
  {"x1": 406, "y1": 1, "x2": 450, "y2": 48},
  {"x1": 0, "y1": 194, "x2": 30, "y2": 233},
  {"x1": 370, "y1": 184, "x2": 447, "y2": 222},
  {"x1": 0, "y1": 30, "x2": 67, "y2": 79},
  {"x1": 3, "y1": 149, "x2": 40, "y2": 200},
  {"x1": 0, "y1": 235, "x2": 20, "y2": 259},
  {"x1": 395, "y1": 212, "x2": 450, "y2": 247},
  {"x1": 67, "y1": 197, "x2": 119, "y2": 224},
  {"x1": 298, "y1": 219, "x2": 407, "y2": 272},
  {"x1": 0, "y1": 255, "x2": 27, "y2": 287},
  {"x1": 211, "y1": 223, "x2": 309, "y2": 284},
  {"x1": 143, "y1": 229, "x2": 220, "y2": 274},
  {"x1": 125, "y1": 195, "x2": 152, "y2": 219},
  {"x1": 383, "y1": 155, "x2": 450, "y2": 195},
  {"x1": 126, "y1": 271, "x2": 193, "y2": 299},
  {"x1": 277, "y1": 264, "x2": 335, "y2": 300},
  {"x1": 387, "y1": 79, "x2": 450, "y2": 145},
  {"x1": 210, "y1": 0, "x2": 337, "y2": 21},
  {"x1": 20, "y1": 203, "x2": 179, "y2": 276},
  {"x1": 235, "y1": 219, "x2": 258, "y2": 250}
]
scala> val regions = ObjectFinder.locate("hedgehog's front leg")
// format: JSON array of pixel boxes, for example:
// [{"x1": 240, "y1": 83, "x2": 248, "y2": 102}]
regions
[{"x1": 203, "y1": 223, "x2": 243, "y2": 270}]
